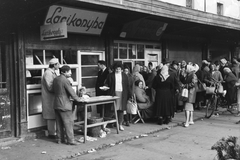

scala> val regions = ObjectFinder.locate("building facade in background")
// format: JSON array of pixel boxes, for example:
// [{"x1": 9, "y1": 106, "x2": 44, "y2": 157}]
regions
[{"x1": 0, "y1": 0, "x2": 240, "y2": 140}]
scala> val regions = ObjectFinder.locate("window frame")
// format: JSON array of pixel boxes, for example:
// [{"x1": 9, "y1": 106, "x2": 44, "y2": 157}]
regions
[{"x1": 217, "y1": 2, "x2": 223, "y2": 16}]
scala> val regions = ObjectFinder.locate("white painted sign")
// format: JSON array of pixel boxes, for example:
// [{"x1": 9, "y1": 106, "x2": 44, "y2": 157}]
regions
[
  {"x1": 40, "y1": 22, "x2": 67, "y2": 41},
  {"x1": 44, "y1": 5, "x2": 108, "y2": 35}
]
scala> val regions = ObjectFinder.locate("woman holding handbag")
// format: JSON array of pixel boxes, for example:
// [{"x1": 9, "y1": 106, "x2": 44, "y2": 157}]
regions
[{"x1": 180, "y1": 64, "x2": 198, "y2": 127}]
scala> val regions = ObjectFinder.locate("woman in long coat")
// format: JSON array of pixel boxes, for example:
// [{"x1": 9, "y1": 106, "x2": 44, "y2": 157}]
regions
[
  {"x1": 134, "y1": 80, "x2": 153, "y2": 119},
  {"x1": 152, "y1": 65, "x2": 175, "y2": 125},
  {"x1": 223, "y1": 67, "x2": 238, "y2": 107},
  {"x1": 180, "y1": 64, "x2": 198, "y2": 127},
  {"x1": 123, "y1": 65, "x2": 135, "y2": 126},
  {"x1": 104, "y1": 62, "x2": 131, "y2": 131}
]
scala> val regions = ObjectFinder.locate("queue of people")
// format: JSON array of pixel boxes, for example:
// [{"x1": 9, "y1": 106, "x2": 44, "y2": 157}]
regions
[{"x1": 41, "y1": 57, "x2": 240, "y2": 145}]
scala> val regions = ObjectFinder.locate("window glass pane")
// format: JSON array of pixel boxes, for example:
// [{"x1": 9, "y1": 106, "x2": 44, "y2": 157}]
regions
[
  {"x1": 137, "y1": 44, "x2": 144, "y2": 59},
  {"x1": 81, "y1": 55, "x2": 99, "y2": 65},
  {"x1": 217, "y1": 3, "x2": 223, "y2": 15},
  {"x1": 145, "y1": 45, "x2": 153, "y2": 49},
  {"x1": 26, "y1": 69, "x2": 42, "y2": 85},
  {"x1": 129, "y1": 44, "x2": 136, "y2": 59},
  {"x1": 63, "y1": 49, "x2": 78, "y2": 64},
  {"x1": 119, "y1": 43, "x2": 127, "y2": 59},
  {"x1": 45, "y1": 50, "x2": 61, "y2": 65},
  {"x1": 82, "y1": 67, "x2": 98, "y2": 77},
  {"x1": 82, "y1": 78, "x2": 97, "y2": 88},
  {"x1": 154, "y1": 45, "x2": 161, "y2": 49},
  {"x1": 71, "y1": 68, "x2": 77, "y2": 82},
  {"x1": 113, "y1": 43, "x2": 118, "y2": 59},
  {"x1": 135, "y1": 61, "x2": 144, "y2": 66},
  {"x1": 33, "y1": 50, "x2": 44, "y2": 65},
  {"x1": 28, "y1": 93, "x2": 42, "y2": 115},
  {"x1": 186, "y1": 0, "x2": 193, "y2": 8}
]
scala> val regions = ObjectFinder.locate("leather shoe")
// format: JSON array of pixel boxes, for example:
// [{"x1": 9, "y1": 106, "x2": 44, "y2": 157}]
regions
[
  {"x1": 48, "y1": 135, "x2": 56, "y2": 139},
  {"x1": 119, "y1": 125, "x2": 124, "y2": 131},
  {"x1": 123, "y1": 121, "x2": 130, "y2": 127},
  {"x1": 67, "y1": 141, "x2": 80, "y2": 145},
  {"x1": 157, "y1": 118, "x2": 163, "y2": 125},
  {"x1": 189, "y1": 121, "x2": 194, "y2": 125}
]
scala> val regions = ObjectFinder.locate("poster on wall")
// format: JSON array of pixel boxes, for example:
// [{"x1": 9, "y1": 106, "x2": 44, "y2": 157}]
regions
[{"x1": 44, "y1": 5, "x2": 108, "y2": 35}]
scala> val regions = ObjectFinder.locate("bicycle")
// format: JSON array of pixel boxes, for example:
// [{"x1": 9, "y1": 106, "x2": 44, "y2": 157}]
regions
[{"x1": 204, "y1": 82, "x2": 239, "y2": 118}]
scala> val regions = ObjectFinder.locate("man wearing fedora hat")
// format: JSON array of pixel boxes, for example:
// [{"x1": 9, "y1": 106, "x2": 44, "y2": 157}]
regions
[{"x1": 41, "y1": 58, "x2": 60, "y2": 139}]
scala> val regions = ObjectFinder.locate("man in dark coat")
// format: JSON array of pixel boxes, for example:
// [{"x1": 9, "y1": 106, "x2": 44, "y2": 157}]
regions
[
  {"x1": 169, "y1": 60, "x2": 181, "y2": 112},
  {"x1": 53, "y1": 65, "x2": 83, "y2": 145},
  {"x1": 95, "y1": 60, "x2": 110, "y2": 116}
]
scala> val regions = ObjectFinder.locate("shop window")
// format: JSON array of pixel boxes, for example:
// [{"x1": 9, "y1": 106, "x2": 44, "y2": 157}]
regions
[
  {"x1": 113, "y1": 43, "x2": 118, "y2": 59},
  {"x1": 186, "y1": 0, "x2": 193, "y2": 9},
  {"x1": 32, "y1": 50, "x2": 44, "y2": 65},
  {"x1": 135, "y1": 61, "x2": 144, "y2": 66},
  {"x1": 81, "y1": 67, "x2": 98, "y2": 77},
  {"x1": 137, "y1": 44, "x2": 144, "y2": 59},
  {"x1": 129, "y1": 44, "x2": 136, "y2": 59},
  {"x1": 45, "y1": 50, "x2": 61, "y2": 64},
  {"x1": 26, "y1": 69, "x2": 42, "y2": 85},
  {"x1": 145, "y1": 45, "x2": 153, "y2": 49},
  {"x1": 81, "y1": 55, "x2": 99, "y2": 65},
  {"x1": 119, "y1": 43, "x2": 127, "y2": 59},
  {"x1": 154, "y1": 45, "x2": 161, "y2": 49},
  {"x1": 82, "y1": 77, "x2": 97, "y2": 88},
  {"x1": 70, "y1": 68, "x2": 77, "y2": 82},
  {"x1": 63, "y1": 49, "x2": 77, "y2": 64},
  {"x1": 217, "y1": 3, "x2": 223, "y2": 15},
  {"x1": 28, "y1": 93, "x2": 42, "y2": 115}
]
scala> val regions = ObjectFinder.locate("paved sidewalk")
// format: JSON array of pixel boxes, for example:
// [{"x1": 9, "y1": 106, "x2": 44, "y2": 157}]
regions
[{"x1": 0, "y1": 111, "x2": 206, "y2": 160}]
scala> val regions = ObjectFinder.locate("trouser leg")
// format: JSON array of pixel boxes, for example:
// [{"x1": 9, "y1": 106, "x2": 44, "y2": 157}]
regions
[
  {"x1": 55, "y1": 110, "x2": 65, "y2": 142},
  {"x1": 123, "y1": 111, "x2": 130, "y2": 126},
  {"x1": 47, "y1": 119, "x2": 56, "y2": 136},
  {"x1": 59, "y1": 110, "x2": 75, "y2": 143},
  {"x1": 117, "y1": 110, "x2": 124, "y2": 130}
]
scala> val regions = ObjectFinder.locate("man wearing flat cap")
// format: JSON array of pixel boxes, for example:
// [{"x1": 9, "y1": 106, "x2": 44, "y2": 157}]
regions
[{"x1": 41, "y1": 58, "x2": 60, "y2": 139}]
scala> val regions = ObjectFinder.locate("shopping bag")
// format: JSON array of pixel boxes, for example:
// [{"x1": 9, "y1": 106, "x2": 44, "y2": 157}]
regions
[
  {"x1": 127, "y1": 95, "x2": 138, "y2": 115},
  {"x1": 179, "y1": 88, "x2": 188, "y2": 102},
  {"x1": 217, "y1": 83, "x2": 223, "y2": 93},
  {"x1": 196, "y1": 80, "x2": 206, "y2": 92},
  {"x1": 206, "y1": 85, "x2": 215, "y2": 94}
]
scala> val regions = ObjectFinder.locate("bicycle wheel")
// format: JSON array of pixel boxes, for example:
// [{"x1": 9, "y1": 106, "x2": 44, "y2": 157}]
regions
[{"x1": 205, "y1": 95, "x2": 216, "y2": 118}]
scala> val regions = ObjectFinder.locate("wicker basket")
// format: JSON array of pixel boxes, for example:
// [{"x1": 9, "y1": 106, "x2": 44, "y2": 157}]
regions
[{"x1": 87, "y1": 117, "x2": 103, "y2": 137}]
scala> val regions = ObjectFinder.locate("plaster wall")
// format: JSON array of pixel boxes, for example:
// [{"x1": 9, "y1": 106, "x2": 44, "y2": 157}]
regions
[{"x1": 158, "y1": 0, "x2": 240, "y2": 19}]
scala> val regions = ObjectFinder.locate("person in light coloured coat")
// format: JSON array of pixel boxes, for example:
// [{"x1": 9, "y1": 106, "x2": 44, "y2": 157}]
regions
[{"x1": 41, "y1": 58, "x2": 60, "y2": 138}]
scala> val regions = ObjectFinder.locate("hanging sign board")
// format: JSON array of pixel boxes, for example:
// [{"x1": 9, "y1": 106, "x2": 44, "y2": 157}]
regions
[
  {"x1": 44, "y1": 5, "x2": 108, "y2": 35},
  {"x1": 40, "y1": 22, "x2": 67, "y2": 41}
]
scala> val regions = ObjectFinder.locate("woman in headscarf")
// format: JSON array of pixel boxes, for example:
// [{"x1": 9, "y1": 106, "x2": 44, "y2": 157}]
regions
[
  {"x1": 132, "y1": 64, "x2": 146, "y2": 88},
  {"x1": 223, "y1": 67, "x2": 238, "y2": 108},
  {"x1": 152, "y1": 65, "x2": 175, "y2": 125},
  {"x1": 181, "y1": 64, "x2": 198, "y2": 127}
]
